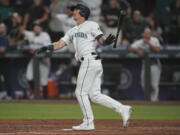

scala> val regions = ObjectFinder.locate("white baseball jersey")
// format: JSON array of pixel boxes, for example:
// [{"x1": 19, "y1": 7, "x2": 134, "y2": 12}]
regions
[
  {"x1": 25, "y1": 31, "x2": 51, "y2": 86},
  {"x1": 131, "y1": 37, "x2": 161, "y2": 102},
  {"x1": 60, "y1": 20, "x2": 129, "y2": 126},
  {"x1": 61, "y1": 21, "x2": 103, "y2": 61},
  {"x1": 56, "y1": 14, "x2": 76, "y2": 33},
  {"x1": 25, "y1": 31, "x2": 51, "y2": 49},
  {"x1": 131, "y1": 37, "x2": 160, "y2": 51}
]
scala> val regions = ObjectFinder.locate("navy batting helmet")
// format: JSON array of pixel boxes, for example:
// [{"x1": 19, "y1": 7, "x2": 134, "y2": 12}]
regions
[{"x1": 71, "y1": 3, "x2": 90, "y2": 20}]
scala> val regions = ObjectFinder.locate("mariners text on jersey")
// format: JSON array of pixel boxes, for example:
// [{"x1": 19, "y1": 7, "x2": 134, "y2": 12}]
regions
[{"x1": 73, "y1": 32, "x2": 88, "y2": 39}]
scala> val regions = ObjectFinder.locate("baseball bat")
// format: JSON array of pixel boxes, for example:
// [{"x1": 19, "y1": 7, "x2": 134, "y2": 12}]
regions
[{"x1": 113, "y1": 10, "x2": 126, "y2": 48}]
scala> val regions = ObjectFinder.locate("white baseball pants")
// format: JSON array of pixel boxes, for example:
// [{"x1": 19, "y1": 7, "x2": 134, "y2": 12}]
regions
[
  {"x1": 75, "y1": 58, "x2": 125, "y2": 124},
  {"x1": 141, "y1": 62, "x2": 161, "y2": 102},
  {"x1": 26, "y1": 58, "x2": 50, "y2": 86}
]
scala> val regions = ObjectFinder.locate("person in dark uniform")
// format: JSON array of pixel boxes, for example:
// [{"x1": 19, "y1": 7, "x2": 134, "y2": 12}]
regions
[{"x1": 0, "y1": 23, "x2": 13, "y2": 100}]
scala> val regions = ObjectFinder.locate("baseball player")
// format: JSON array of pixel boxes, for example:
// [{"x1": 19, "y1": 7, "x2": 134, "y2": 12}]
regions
[
  {"x1": 21, "y1": 24, "x2": 51, "y2": 99},
  {"x1": 130, "y1": 28, "x2": 161, "y2": 102},
  {"x1": 36, "y1": 3, "x2": 132, "y2": 130}
]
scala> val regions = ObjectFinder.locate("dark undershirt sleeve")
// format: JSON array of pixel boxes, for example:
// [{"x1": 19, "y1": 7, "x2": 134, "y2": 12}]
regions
[{"x1": 95, "y1": 34, "x2": 104, "y2": 41}]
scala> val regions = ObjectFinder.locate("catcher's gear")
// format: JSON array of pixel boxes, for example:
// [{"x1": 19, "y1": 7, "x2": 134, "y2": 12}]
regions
[
  {"x1": 71, "y1": 3, "x2": 90, "y2": 20},
  {"x1": 36, "y1": 45, "x2": 54, "y2": 54},
  {"x1": 103, "y1": 34, "x2": 115, "y2": 46}
]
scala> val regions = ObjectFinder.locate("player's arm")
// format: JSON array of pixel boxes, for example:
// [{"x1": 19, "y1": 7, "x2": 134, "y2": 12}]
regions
[
  {"x1": 36, "y1": 29, "x2": 72, "y2": 54},
  {"x1": 144, "y1": 39, "x2": 160, "y2": 52},
  {"x1": 130, "y1": 47, "x2": 144, "y2": 56},
  {"x1": 96, "y1": 34, "x2": 105, "y2": 45},
  {"x1": 52, "y1": 13, "x2": 67, "y2": 23},
  {"x1": 23, "y1": 13, "x2": 30, "y2": 29},
  {"x1": 93, "y1": 25, "x2": 115, "y2": 46},
  {"x1": 96, "y1": 34, "x2": 115, "y2": 46},
  {"x1": 53, "y1": 40, "x2": 67, "y2": 50},
  {"x1": 148, "y1": 43, "x2": 160, "y2": 52},
  {"x1": 130, "y1": 41, "x2": 144, "y2": 56},
  {"x1": 91, "y1": 22, "x2": 115, "y2": 46},
  {"x1": 36, "y1": 40, "x2": 67, "y2": 54}
]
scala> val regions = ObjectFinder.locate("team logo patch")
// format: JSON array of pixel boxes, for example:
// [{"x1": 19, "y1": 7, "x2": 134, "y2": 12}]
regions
[
  {"x1": 17, "y1": 69, "x2": 29, "y2": 88},
  {"x1": 119, "y1": 68, "x2": 133, "y2": 89}
]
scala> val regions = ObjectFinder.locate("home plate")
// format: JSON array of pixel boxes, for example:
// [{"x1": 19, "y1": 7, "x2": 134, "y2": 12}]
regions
[{"x1": 62, "y1": 128, "x2": 73, "y2": 131}]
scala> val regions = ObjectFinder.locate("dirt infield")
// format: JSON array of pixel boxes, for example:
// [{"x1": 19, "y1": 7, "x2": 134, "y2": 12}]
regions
[
  {"x1": 0, "y1": 120, "x2": 180, "y2": 135},
  {"x1": 0, "y1": 100, "x2": 180, "y2": 135}
]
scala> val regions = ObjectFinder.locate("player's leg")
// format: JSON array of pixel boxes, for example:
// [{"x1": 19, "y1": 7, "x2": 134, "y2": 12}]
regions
[
  {"x1": 40, "y1": 58, "x2": 50, "y2": 99},
  {"x1": 73, "y1": 60, "x2": 94, "y2": 130},
  {"x1": 26, "y1": 59, "x2": 33, "y2": 81},
  {"x1": 0, "y1": 63, "x2": 13, "y2": 99},
  {"x1": 2, "y1": 66, "x2": 13, "y2": 98},
  {"x1": 141, "y1": 65, "x2": 145, "y2": 91},
  {"x1": 150, "y1": 64, "x2": 161, "y2": 102},
  {"x1": 26, "y1": 59, "x2": 34, "y2": 98},
  {"x1": 89, "y1": 60, "x2": 132, "y2": 127}
]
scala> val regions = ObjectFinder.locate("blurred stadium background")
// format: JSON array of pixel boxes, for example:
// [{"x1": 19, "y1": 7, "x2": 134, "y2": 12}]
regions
[
  {"x1": 0, "y1": 0, "x2": 180, "y2": 135},
  {"x1": 0, "y1": 0, "x2": 179, "y2": 101}
]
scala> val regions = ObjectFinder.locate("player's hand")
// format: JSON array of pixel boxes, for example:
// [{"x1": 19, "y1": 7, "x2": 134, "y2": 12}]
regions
[
  {"x1": 51, "y1": 12, "x2": 56, "y2": 19},
  {"x1": 29, "y1": 49, "x2": 36, "y2": 54},
  {"x1": 119, "y1": 0, "x2": 128, "y2": 12},
  {"x1": 103, "y1": 34, "x2": 115, "y2": 46},
  {"x1": 137, "y1": 50, "x2": 144, "y2": 56},
  {"x1": 36, "y1": 45, "x2": 54, "y2": 54},
  {"x1": 36, "y1": 46, "x2": 49, "y2": 54},
  {"x1": 0, "y1": 47, "x2": 5, "y2": 53},
  {"x1": 144, "y1": 38, "x2": 150, "y2": 45}
]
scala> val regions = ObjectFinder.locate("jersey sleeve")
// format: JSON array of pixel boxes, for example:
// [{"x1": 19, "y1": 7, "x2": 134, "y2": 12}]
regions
[
  {"x1": 91, "y1": 22, "x2": 103, "y2": 38},
  {"x1": 131, "y1": 40, "x2": 143, "y2": 49},
  {"x1": 61, "y1": 29, "x2": 72, "y2": 45},
  {"x1": 56, "y1": 14, "x2": 67, "y2": 23},
  {"x1": 42, "y1": 33, "x2": 51, "y2": 46},
  {"x1": 153, "y1": 38, "x2": 161, "y2": 47},
  {"x1": 24, "y1": 31, "x2": 33, "y2": 41}
]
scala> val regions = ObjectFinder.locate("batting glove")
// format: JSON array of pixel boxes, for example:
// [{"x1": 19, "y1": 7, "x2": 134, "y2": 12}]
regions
[
  {"x1": 36, "y1": 45, "x2": 54, "y2": 54},
  {"x1": 103, "y1": 34, "x2": 115, "y2": 46}
]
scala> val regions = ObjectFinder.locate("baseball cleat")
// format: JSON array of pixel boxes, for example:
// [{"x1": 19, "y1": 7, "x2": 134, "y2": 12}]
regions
[
  {"x1": 122, "y1": 105, "x2": 132, "y2": 128},
  {"x1": 72, "y1": 122, "x2": 95, "y2": 131}
]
